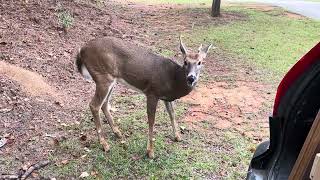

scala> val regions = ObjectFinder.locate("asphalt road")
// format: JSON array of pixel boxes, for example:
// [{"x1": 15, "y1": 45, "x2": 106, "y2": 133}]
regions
[{"x1": 229, "y1": 0, "x2": 320, "y2": 20}]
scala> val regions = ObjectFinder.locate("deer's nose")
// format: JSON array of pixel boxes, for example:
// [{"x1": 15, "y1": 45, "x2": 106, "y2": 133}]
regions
[{"x1": 187, "y1": 75, "x2": 196, "y2": 84}]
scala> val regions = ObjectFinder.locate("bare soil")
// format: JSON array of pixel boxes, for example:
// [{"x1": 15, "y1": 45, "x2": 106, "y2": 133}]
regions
[{"x1": 0, "y1": 0, "x2": 274, "y2": 178}]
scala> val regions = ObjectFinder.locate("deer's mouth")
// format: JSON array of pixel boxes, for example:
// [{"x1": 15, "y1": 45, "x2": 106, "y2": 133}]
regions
[{"x1": 186, "y1": 80, "x2": 193, "y2": 87}]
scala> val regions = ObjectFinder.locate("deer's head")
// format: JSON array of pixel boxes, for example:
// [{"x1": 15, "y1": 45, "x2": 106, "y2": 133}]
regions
[{"x1": 179, "y1": 36, "x2": 213, "y2": 88}]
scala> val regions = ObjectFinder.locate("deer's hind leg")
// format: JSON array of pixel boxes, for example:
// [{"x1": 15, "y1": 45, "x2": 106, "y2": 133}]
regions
[
  {"x1": 101, "y1": 80, "x2": 123, "y2": 139},
  {"x1": 89, "y1": 75, "x2": 115, "y2": 152}
]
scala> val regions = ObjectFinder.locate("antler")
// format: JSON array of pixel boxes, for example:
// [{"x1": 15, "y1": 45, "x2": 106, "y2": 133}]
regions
[{"x1": 179, "y1": 35, "x2": 188, "y2": 55}]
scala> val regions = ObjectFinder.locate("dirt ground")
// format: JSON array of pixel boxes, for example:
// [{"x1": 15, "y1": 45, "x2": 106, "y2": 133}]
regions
[{"x1": 0, "y1": 0, "x2": 274, "y2": 178}]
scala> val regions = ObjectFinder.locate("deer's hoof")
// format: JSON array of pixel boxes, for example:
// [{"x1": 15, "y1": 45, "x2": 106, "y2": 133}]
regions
[
  {"x1": 100, "y1": 140, "x2": 110, "y2": 152},
  {"x1": 146, "y1": 150, "x2": 155, "y2": 159},
  {"x1": 114, "y1": 129, "x2": 123, "y2": 139}
]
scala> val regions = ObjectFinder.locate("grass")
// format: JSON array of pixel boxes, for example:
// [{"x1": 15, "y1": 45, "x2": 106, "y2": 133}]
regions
[
  {"x1": 132, "y1": 0, "x2": 320, "y2": 80},
  {"x1": 42, "y1": 3, "x2": 320, "y2": 180},
  {"x1": 157, "y1": 48, "x2": 175, "y2": 58},
  {"x1": 40, "y1": 92, "x2": 254, "y2": 179},
  {"x1": 58, "y1": 10, "x2": 74, "y2": 30},
  {"x1": 185, "y1": 7, "x2": 320, "y2": 80}
]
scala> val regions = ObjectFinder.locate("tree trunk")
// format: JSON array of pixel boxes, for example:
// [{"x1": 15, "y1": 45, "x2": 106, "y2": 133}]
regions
[{"x1": 211, "y1": 0, "x2": 221, "y2": 17}]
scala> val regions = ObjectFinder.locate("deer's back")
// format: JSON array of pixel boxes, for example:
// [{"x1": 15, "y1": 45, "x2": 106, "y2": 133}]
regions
[{"x1": 81, "y1": 37, "x2": 181, "y2": 96}]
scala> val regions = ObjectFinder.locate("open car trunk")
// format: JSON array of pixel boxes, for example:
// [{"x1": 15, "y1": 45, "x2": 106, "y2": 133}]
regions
[{"x1": 247, "y1": 42, "x2": 320, "y2": 180}]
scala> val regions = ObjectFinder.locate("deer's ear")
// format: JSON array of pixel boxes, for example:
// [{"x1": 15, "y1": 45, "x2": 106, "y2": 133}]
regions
[
  {"x1": 199, "y1": 44, "x2": 215, "y2": 58},
  {"x1": 179, "y1": 35, "x2": 188, "y2": 55}
]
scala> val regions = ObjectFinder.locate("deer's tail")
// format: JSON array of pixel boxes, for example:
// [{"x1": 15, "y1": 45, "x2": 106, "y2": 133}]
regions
[{"x1": 75, "y1": 48, "x2": 92, "y2": 80}]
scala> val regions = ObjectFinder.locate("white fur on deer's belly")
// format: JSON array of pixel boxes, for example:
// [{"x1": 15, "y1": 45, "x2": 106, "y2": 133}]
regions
[
  {"x1": 117, "y1": 78, "x2": 172, "y2": 101},
  {"x1": 117, "y1": 78, "x2": 143, "y2": 93}
]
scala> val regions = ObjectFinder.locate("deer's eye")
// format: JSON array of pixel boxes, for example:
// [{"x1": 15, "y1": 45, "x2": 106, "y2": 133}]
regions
[
  {"x1": 197, "y1": 61, "x2": 202, "y2": 65},
  {"x1": 184, "y1": 61, "x2": 188, "y2": 66}
]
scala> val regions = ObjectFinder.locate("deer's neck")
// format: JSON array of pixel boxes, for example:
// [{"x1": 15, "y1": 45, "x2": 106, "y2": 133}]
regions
[{"x1": 172, "y1": 65, "x2": 193, "y2": 99}]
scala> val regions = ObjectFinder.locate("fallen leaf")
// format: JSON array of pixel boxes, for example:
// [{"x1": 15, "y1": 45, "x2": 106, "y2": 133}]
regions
[
  {"x1": 61, "y1": 159, "x2": 69, "y2": 165},
  {"x1": 52, "y1": 138, "x2": 59, "y2": 146},
  {"x1": 31, "y1": 172, "x2": 39, "y2": 178},
  {"x1": 80, "y1": 134, "x2": 87, "y2": 141},
  {"x1": 90, "y1": 171, "x2": 98, "y2": 176},
  {"x1": 180, "y1": 126, "x2": 187, "y2": 133},
  {"x1": 22, "y1": 162, "x2": 31, "y2": 171},
  {"x1": 45, "y1": 133, "x2": 57, "y2": 138},
  {"x1": 54, "y1": 101, "x2": 63, "y2": 107},
  {"x1": 249, "y1": 146, "x2": 256, "y2": 153},
  {"x1": 29, "y1": 136, "x2": 40, "y2": 142},
  {"x1": 60, "y1": 123, "x2": 69, "y2": 127},
  {"x1": 49, "y1": 134, "x2": 66, "y2": 146},
  {"x1": 7, "y1": 138, "x2": 14, "y2": 144},
  {"x1": 180, "y1": 126, "x2": 186, "y2": 131},
  {"x1": 110, "y1": 107, "x2": 117, "y2": 112},
  {"x1": 131, "y1": 154, "x2": 141, "y2": 161},
  {"x1": 79, "y1": 172, "x2": 89, "y2": 178},
  {"x1": 0, "y1": 138, "x2": 7, "y2": 148}
]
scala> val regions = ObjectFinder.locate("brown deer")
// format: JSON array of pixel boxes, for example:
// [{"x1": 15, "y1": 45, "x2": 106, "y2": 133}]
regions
[{"x1": 76, "y1": 36, "x2": 212, "y2": 158}]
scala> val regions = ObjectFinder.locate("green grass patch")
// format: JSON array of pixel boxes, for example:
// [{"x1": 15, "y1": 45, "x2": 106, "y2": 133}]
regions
[
  {"x1": 219, "y1": 131, "x2": 254, "y2": 179},
  {"x1": 58, "y1": 10, "x2": 74, "y2": 30},
  {"x1": 158, "y1": 48, "x2": 175, "y2": 58},
  {"x1": 186, "y1": 7, "x2": 320, "y2": 79},
  {"x1": 40, "y1": 92, "x2": 253, "y2": 179}
]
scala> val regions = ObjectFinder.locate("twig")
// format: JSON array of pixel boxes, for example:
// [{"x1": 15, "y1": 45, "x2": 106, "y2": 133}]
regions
[
  {"x1": 44, "y1": 133, "x2": 57, "y2": 138},
  {"x1": 20, "y1": 160, "x2": 51, "y2": 180},
  {"x1": 191, "y1": 110, "x2": 214, "y2": 116},
  {"x1": 0, "y1": 174, "x2": 19, "y2": 179}
]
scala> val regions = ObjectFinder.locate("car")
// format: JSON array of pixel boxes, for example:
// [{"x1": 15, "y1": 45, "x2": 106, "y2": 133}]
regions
[{"x1": 246, "y1": 42, "x2": 320, "y2": 180}]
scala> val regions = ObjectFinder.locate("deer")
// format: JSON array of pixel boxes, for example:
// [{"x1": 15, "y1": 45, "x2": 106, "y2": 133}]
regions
[{"x1": 76, "y1": 36, "x2": 213, "y2": 158}]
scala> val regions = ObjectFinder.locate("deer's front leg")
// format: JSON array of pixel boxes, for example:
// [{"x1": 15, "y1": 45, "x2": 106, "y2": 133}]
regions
[
  {"x1": 146, "y1": 95, "x2": 159, "y2": 159},
  {"x1": 164, "y1": 101, "x2": 181, "y2": 142}
]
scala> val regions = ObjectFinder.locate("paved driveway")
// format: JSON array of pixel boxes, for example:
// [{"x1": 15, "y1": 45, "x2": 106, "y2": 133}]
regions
[{"x1": 228, "y1": 0, "x2": 320, "y2": 20}]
